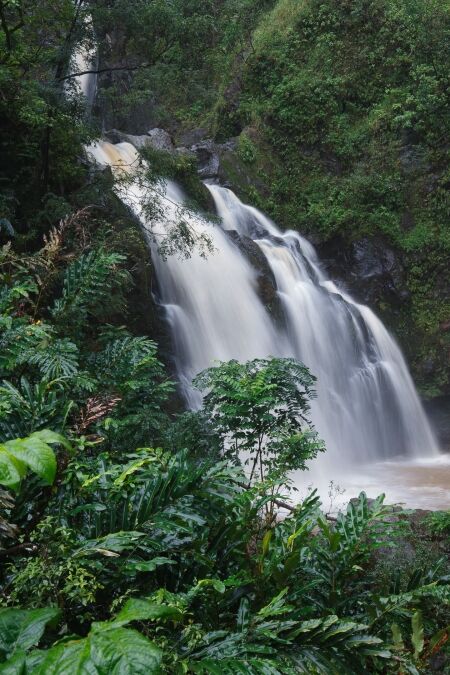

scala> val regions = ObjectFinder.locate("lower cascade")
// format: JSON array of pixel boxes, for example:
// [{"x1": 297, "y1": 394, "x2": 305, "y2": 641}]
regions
[{"x1": 89, "y1": 140, "x2": 439, "y2": 477}]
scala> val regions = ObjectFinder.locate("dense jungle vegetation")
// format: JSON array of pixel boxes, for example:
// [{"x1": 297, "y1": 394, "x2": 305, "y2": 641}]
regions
[
  {"x1": 0, "y1": 0, "x2": 449, "y2": 673},
  {"x1": 127, "y1": 0, "x2": 450, "y2": 397}
]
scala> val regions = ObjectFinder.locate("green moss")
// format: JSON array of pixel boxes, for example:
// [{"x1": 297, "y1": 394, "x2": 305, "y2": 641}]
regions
[{"x1": 140, "y1": 146, "x2": 213, "y2": 212}]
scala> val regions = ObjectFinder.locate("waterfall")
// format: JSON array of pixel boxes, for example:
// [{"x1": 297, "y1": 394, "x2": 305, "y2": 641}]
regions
[
  {"x1": 208, "y1": 186, "x2": 439, "y2": 469},
  {"x1": 67, "y1": 13, "x2": 97, "y2": 110},
  {"x1": 152, "y1": 180, "x2": 283, "y2": 409},
  {"x1": 71, "y1": 46, "x2": 97, "y2": 108},
  {"x1": 87, "y1": 140, "x2": 439, "y2": 478}
]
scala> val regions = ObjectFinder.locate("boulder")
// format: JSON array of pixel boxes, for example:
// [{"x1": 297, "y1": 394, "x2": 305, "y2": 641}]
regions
[
  {"x1": 104, "y1": 128, "x2": 174, "y2": 153},
  {"x1": 190, "y1": 140, "x2": 221, "y2": 179},
  {"x1": 104, "y1": 129, "x2": 151, "y2": 150},
  {"x1": 146, "y1": 128, "x2": 174, "y2": 152},
  {"x1": 177, "y1": 128, "x2": 209, "y2": 147},
  {"x1": 175, "y1": 136, "x2": 238, "y2": 180}
]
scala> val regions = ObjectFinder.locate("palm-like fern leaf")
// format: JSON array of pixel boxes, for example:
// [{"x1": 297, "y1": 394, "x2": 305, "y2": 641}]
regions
[
  {"x1": 0, "y1": 378, "x2": 72, "y2": 440},
  {"x1": 51, "y1": 250, "x2": 130, "y2": 328},
  {"x1": 21, "y1": 338, "x2": 79, "y2": 380}
]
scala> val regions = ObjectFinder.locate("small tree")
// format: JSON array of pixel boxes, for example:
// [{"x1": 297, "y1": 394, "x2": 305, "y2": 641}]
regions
[{"x1": 193, "y1": 357, "x2": 323, "y2": 486}]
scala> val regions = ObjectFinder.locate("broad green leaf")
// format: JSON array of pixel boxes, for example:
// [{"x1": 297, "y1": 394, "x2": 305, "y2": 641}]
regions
[
  {"x1": 194, "y1": 579, "x2": 226, "y2": 594},
  {"x1": 114, "y1": 457, "x2": 157, "y2": 486},
  {"x1": 110, "y1": 599, "x2": 182, "y2": 627},
  {"x1": 0, "y1": 450, "x2": 24, "y2": 490},
  {"x1": 0, "y1": 607, "x2": 60, "y2": 658},
  {"x1": 258, "y1": 589, "x2": 289, "y2": 618},
  {"x1": 124, "y1": 557, "x2": 174, "y2": 574},
  {"x1": 0, "y1": 648, "x2": 47, "y2": 674},
  {"x1": 3, "y1": 436, "x2": 56, "y2": 486},
  {"x1": 391, "y1": 623, "x2": 404, "y2": 651},
  {"x1": 34, "y1": 639, "x2": 95, "y2": 674},
  {"x1": 261, "y1": 530, "x2": 272, "y2": 557},
  {"x1": 31, "y1": 430, "x2": 72, "y2": 452},
  {"x1": 286, "y1": 523, "x2": 308, "y2": 551},
  {"x1": 411, "y1": 611, "x2": 424, "y2": 659},
  {"x1": 0, "y1": 649, "x2": 26, "y2": 674},
  {"x1": 74, "y1": 531, "x2": 145, "y2": 557},
  {"x1": 89, "y1": 627, "x2": 162, "y2": 673},
  {"x1": 237, "y1": 598, "x2": 250, "y2": 632},
  {"x1": 36, "y1": 628, "x2": 162, "y2": 674}
]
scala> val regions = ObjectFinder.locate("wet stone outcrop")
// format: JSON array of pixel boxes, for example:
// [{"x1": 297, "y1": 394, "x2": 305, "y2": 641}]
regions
[
  {"x1": 225, "y1": 230, "x2": 284, "y2": 325},
  {"x1": 187, "y1": 138, "x2": 237, "y2": 180},
  {"x1": 105, "y1": 128, "x2": 175, "y2": 153},
  {"x1": 317, "y1": 235, "x2": 409, "y2": 308}
]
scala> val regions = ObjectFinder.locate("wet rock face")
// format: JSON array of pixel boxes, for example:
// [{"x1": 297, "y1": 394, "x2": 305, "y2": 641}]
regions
[
  {"x1": 317, "y1": 235, "x2": 409, "y2": 307},
  {"x1": 191, "y1": 140, "x2": 220, "y2": 179},
  {"x1": 147, "y1": 128, "x2": 174, "y2": 152},
  {"x1": 177, "y1": 128, "x2": 209, "y2": 147},
  {"x1": 106, "y1": 126, "x2": 238, "y2": 182},
  {"x1": 187, "y1": 139, "x2": 237, "y2": 180},
  {"x1": 224, "y1": 230, "x2": 284, "y2": 325},
  {"x1": 105, "y1": 128, "x2": 174, "y2": 153}
]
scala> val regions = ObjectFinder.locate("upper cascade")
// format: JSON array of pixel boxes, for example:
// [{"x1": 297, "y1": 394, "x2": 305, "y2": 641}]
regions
[
  {"x1": 67, "y1": 13, "x2": 98, "y2": 109},
  {"x1": 88, "y1": 140, "x2": 439, "y2": 473}
]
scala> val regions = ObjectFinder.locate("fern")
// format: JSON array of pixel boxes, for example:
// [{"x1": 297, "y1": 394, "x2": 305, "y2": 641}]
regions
[
  {"x1": 90, "y1": 336, "x2": 159, "y2": 386},
  {"x1": 20, "y1": 338, "x2": 79, "y2": 380},
  {"x1": 0, "y1": 487, "x2": 18, "y2": 544},
  {"x1": 303, "y1": 493, "x2": 393, "y2": 613},
  {"x1": 0, "y1": 378, "x2": 72, "y2": 441},
  {"x1": 87, "y1": 335, "x2": 174, "y2": 447},
  {"x1": 0, "y1": 280, "x2": 38, "y2": 315},
  {"x1": 51, "y1": 250, "x2": 131, "y2": 330},
  {"x1": 0, "y1": 321, "x2": 51, "y2": 376},
  {"x1": 0, "y1": 314, "x2": 79, "y2": 382}
]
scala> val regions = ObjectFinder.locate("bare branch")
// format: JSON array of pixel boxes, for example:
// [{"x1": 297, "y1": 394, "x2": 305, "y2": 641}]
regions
[
  {"x1": 0, "y1": 543, "x2": 39, "y2": 558},
  {"x1": 58, "y1": 62, "x2": 153, "y2": 82}
]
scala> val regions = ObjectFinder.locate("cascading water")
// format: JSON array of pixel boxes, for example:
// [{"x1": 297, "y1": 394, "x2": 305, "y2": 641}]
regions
[
  {"x1": 88, "y1": 140, "x2": 444, "y2": 506},
  {"x1": 67, "y1": 13, "x2": 98, "y2": 109},
  {"x1": 208, "y1": 186, "x2": 439, "y2": 468},
  {"x1": 71, "y1": 47, "x2": 97, "y2": 108},
  {"x1": 152, "y1": 182, "x2": 282, "y2": 408}
]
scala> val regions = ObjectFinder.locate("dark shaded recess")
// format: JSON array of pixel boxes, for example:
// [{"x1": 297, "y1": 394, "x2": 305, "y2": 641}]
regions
[
  {"x1": 317, "y1": 235, "x2": 409, "y2": 308},
  {"x1": 423, "y1": 396, "x2": 450, "y2": 452}
]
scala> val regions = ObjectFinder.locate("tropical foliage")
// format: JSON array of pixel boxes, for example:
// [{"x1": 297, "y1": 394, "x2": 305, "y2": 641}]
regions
[
  {"x1": 0, "y1": 223, "x2": 448, "y2": 671},
  {"x1": 194, "y1": 358, "x2": 324, "y2": 483},
  {"x1": 0, "y1": 0, "x2": 449, "y2": 673}
]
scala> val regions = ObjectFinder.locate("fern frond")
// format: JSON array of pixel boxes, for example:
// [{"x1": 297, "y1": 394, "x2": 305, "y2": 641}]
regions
[
  {"x1": 0, "y1": 378, "x2": 72, "y2": 441},
  {"x1": 0, "y1": 318, "x2": 79, "y2": 381},
  {"x1": 91, "y1": 336, "x2": 158, "y2": 383},
  {"x1": 0, "y1": 488, "x2": 18, "y2": 543},
  {"x1": 20, "y1": 338, "x2": 79, "y2": 380},
  {"x1": 51, "y1": 249, "x2": 131, "y2": 329},
  {"x1": 74, "y1": 394, "x2": 122, "y2": 434}
]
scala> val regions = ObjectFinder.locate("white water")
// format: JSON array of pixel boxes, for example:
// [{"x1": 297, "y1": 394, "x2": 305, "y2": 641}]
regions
[
  {"x1": 87, "y1": 140, "x2": 441, "y2": 502},
  {"x1": 153, "y1": 181, "x2": 282, "y2": 408},
  {"x1": 67, "y1": 14, "x2": 97, "y2": 109},
  {"x1": 209, "y1": 186, "x2": 439, "y2": 469}
]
